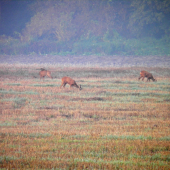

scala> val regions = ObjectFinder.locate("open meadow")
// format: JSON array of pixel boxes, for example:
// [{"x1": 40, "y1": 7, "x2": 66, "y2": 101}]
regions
[{"x1": 0, "y1": 64, "x2": 170, "y2": 169}]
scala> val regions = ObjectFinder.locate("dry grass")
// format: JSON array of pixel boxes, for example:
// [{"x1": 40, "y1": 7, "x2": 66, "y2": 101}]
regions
[{"x1": 0, "y1": 65, "x2": 170, "y2": 169}]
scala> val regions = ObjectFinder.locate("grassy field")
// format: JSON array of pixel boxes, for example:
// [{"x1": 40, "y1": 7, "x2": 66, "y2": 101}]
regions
[{"x1": 0, "y1": 64, "x2": 170, "y2": 169}]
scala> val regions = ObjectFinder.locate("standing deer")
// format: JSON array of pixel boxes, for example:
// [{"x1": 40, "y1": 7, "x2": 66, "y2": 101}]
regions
[
  {"x1": 138, "y1": 70, "x2": 157, "y2": 82},
  {"x1": 60, "y1": 77, "x2": 82, "y2": 90},
  {"x1": 39, "y1": 68, "x2": 53, "y2": 80}
]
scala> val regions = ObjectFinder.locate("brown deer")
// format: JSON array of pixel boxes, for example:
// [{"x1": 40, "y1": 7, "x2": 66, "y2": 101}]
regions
[
  {"x1": 39, "y1": 68, "x2": 53, "y2": 80},
  {"x1": 60, "y1": 77, "x2": 82, "y2": 90},
  {"x1": 138, "y1": 70, "x2": 157, "y2": 82}
]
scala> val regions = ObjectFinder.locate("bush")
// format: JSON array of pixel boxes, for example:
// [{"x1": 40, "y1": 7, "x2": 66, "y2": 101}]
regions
[
  {"x1": 124, "y1": 38, "x2": 170, "y2": 56},
  {"x1": 0, "y1": 32, "x2": 170, "y2": 55},
  {"x1": 72, "y1": 36, "x2": 102, "y2": 55},
  {"x1": 29, "y1": 40, "x2": 58, "y2": 54}
]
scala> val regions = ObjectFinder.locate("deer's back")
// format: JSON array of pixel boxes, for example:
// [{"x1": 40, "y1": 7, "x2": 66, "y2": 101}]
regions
[
  {"x1": 39, "y1": 70, "x2": 47, "y2": 76},
  {"x1": 62, "y1": 77, "x2": 75, "y2": 85},
  {"x1": 140, "y1": 71, "x2": 153, "y2": 78}
]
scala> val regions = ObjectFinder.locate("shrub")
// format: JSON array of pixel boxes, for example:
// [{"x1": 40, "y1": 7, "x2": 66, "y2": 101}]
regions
[{"x1": 0, "y1": 32, "x2": 170, "y2": 55}]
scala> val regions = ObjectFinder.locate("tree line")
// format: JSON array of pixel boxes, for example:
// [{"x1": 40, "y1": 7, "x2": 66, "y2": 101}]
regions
[{"x1": 0, "y1": 0, "x2": 170, "y2": 55}]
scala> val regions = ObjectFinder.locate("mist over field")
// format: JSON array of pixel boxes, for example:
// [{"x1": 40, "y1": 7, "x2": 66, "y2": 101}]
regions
[{"x1": 1, "y1": 54, "x2": 170, "y2": 68}]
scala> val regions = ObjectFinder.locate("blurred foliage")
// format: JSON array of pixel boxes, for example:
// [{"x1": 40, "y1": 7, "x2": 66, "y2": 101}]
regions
[
  {"x1": 1, "y1": 33, "x2": 170, "y2": 56},
  {"x1": 0, "y1": 0, "x2": 170, "y2": 56},
  {"x1": 21, "y1": 0, "x2": 124, "y2": 42},
  {"x1": 128, "y1": 0, "x2": 170, "y2": 38}
]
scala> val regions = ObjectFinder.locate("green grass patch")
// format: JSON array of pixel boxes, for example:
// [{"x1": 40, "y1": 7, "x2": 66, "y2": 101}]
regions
[
  {"x1": 0, "y1": 89, "x2": 38, "y2": 95},
  {"x1": 0, "y1": 121, "x2": 17, "y2": 127},
  {"x1": 0, "y1": 132, "x2": 51, "y2": 138},
  {"x1": 5, "y1": 83, "x2": 21, "y2": 86},
  {"x1": 102, "y1": 135, "x2": 170, "y2": 141},
  {"x1": 31, "y1": 84, "x2": 57, "y2": 87},
  {"x1": 2, "y1": 97, "x2": 27, "y2": 108}
]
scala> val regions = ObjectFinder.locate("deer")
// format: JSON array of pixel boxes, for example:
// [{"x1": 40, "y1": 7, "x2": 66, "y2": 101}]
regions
[
  {"x1": 138, "y1": 70, "x2": 157, "y2": 82},
  {"x1": 39, "y1": 68, "x2": 53, "y2": 80},
  {"x1": 60, "y1": 77, "x2": 82, "y2": 90}
]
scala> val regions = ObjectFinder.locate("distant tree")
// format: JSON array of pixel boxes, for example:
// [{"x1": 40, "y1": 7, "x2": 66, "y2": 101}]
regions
[
  {"x1": 21, "y1": 0, "x2": 129, "y2": 42},
  {"x1": 128, "y1": 0, "x2": 170, "y2": 38},
  {"x1": 22, "y1": 0, "x2": 74, "y2": 41}
]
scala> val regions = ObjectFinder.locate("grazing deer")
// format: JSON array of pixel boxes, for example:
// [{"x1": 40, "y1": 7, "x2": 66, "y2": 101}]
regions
[
  {"x1": 138, "y1": 70, "x2": 157, "y2": 82},
  {"x1": 39, "y1": 68, "x2": 53, "y2": 80},
  {"x1": 60, "y1": 77, "x2": 82, "y2": 90}
]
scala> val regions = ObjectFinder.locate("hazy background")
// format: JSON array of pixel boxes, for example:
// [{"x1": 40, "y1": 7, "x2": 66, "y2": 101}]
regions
[{"x1": 0, "y1": 0, "x2": 170, "y2": 66}]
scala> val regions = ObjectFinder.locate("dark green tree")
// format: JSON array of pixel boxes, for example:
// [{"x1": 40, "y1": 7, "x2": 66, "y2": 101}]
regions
[
  {"x1": 21, "y1": 0, "x2": 129, "y2": 42},
  {"x1": 128, "y1": 0, "x2": 170, "y2": 38}
]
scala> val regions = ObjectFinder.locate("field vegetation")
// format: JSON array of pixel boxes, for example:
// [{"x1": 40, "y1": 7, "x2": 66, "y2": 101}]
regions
[{"x1": 0, "y1": 64, "x2": 170, "y2": 169}]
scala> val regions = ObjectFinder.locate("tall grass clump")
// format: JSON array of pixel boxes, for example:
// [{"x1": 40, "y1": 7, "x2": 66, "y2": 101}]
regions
[{"x1": 2, "y1": 97, "x2": 27, "y2": 108}]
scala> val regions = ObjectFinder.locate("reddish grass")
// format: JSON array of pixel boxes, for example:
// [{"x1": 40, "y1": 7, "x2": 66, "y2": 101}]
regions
[{"x1": 0, "y1": 65, "x2": 170, "y2": 169}]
